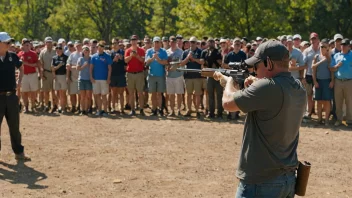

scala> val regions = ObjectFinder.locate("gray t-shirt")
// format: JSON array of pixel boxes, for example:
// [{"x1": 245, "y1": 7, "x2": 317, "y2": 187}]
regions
[
  {"x1": 234, "y1": 72, "x2": 307, "y2": 184},
  {"x1": 315, "y1": 55, "x2": 331, "y2": 80},
  {"x1": 166, "y1": 48, "x2": 184, "y2": 78},
  {"x1": 289, "y1": 48, "x2": 305, "y2": 79},
  {"x1": 303, "y1": 46, "x2": 320, "y2": 76}
]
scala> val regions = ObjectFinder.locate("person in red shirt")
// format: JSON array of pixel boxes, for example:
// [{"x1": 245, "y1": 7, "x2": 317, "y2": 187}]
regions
[
  {"x1": 17, "y1": 38, "x2": 40, "y2": 113},
  {"x1": 124, "y1": 35, "x2": 146, "y2": 116}
]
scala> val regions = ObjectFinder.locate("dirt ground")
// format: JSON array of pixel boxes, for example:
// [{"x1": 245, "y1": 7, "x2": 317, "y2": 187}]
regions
[{"x1": 1, "y1": 109, "x2": 352, "y2": 198}]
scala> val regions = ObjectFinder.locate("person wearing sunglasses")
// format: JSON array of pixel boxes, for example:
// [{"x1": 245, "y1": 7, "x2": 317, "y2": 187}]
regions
[
  {"x1": 330, "y1": 38, "x2": 352, "y2": 126},
  {"x1": 215, "y1": 39, "x2": 306, "y2": 198},
  {"x1": 311, "y1": 39, "x2": 334, "y2": 126},
  {"x1": 0, "y1": 32, "x2": 31, "y2": 162}
]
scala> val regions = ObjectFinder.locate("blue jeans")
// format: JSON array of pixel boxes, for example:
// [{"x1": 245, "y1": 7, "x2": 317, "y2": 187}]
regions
[{"x1": 235, "y1": 172, "x2": 296, "y2": 198}]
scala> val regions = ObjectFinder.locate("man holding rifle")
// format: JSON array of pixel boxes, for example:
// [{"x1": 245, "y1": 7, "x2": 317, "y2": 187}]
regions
[{"x1": 215, "y1": 40, "x2": 306, "y2": 197}]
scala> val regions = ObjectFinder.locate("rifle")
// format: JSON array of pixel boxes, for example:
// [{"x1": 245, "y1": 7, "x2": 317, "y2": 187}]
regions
[{"x1": 176, "y1": 67, "x2": 251, "y2": 89}]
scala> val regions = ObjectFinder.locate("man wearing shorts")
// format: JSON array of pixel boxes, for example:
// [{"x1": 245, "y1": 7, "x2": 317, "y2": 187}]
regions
[
  {"x1": 166, "y1": 36, "x2": 184, "y2": 116},
  {"x1": 125, "y1": 35, "x2": 146, "y2": 116},
  {"x1": 145, "y1": 36, "x2": 168, "y2": 116},
  {"x1": 303, "y1": 32, "x2": 320, "y2": 118},
  {"x1": 90, "y1": 41, "x2": 112, "y2": 116},
  {"x1": 39, "y1": 37, "x2": 56, "y2": 112},
  {"x1": 17, "y1": 38, "x2": 39, "y2": 113},
  {"x1": 180, "y1": 36, "x2": 203, "y2": 117},
  {"x1": 51, "y1": 44, "x2": 68, "y2": 113},
  {"x1": 67, "y1": 41, "x2": 82, "y2": 113}
]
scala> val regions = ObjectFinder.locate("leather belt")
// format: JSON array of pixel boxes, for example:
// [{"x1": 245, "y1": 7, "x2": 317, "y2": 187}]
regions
[
  {"x1": 128, "y1": 71, "x2": 143, "y2": 74},
  {"x1": 0, "y1": 91, "x2": 15, "y2": 96},
  {"x1": 24, "y1": 72, "x2": 37, "y2": 75}
]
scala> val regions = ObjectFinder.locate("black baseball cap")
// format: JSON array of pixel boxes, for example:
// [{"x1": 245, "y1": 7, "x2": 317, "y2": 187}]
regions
[
  {"x1": 341, "y1": 38, "x2": 350, "y2": 45},
  {"x1": 245, "y1": 39, "x2": 289, "y2": 66}
]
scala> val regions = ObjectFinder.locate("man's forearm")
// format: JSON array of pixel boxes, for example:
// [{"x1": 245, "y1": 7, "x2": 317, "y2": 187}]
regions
[
  {"x1": 18, "y1": 66, "x2": 24, "y2": 84},
  {"x1": 125, "y1": 55, "x2": 133, "y2": 63}
]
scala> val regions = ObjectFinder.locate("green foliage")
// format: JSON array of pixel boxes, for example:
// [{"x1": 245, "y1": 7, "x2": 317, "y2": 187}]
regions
[{"x1": 0, "y1": 0, "x2": 351, "y2": 42}]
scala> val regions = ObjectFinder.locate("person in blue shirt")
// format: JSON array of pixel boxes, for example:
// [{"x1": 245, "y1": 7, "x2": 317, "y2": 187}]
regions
[
  {"x1": 330, "y1": 38, "x2": 352, "y2": 126},
  {"x1": 90, "y1": 41, "x2": 112, "y2": 117},
  {"x1": 145, "y1": 36, "x2": 168, "y2": 116},
  {"x1": 179, "y1": 36, "x2": 203, "y2": 117},
  {"x1": 77, "y1": 46, "x2": 92, "y2": 115}
]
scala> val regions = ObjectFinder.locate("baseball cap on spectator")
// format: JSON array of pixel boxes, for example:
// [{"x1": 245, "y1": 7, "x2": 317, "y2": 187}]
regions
[
  {"x1": 300, "y1": 41, "x2": 309, "y2": 47},
  {"x1": 44, "y1": 37, "x2": 53, "y2": 42},
  {"x1": 123, "y1": 39, "x2": 129, "y2": 45},
  {"x1": 310, "y1": 32, "x2": 319, "y2": 39},
  {"x1": 219, "y1": 38, "x2": 227, "y2": 43},
  {"x1": 130, "y1": 35, "x2": 138, "y2": 40},
  {"x1": 320, "y1": 38, "x2": 329, "y2": 44},
  {"x1": 329, "y1": 39, "x2": 335, "y2": 45},
  {"x1": 82, "y1": 45, "x2": 90, "y2": 51},
  {"x1": 251, "y1": 42, "x2": 257, "y2": 46},
  {"x1": 189, "y1": 36, "x2": 197, "y2": 42},
  {"x1": 242, "y1": 37, "x2": 249, "y2": 42},
  {"x1": 162, "y1": 36, "x2": 168, "y2": 41},
  {"x1": 176, "y1": 34, "x2": 183, "y2": 39},
  {"x1": 21, "y1": 38, "x2": 30, "y2": 44},
  {"x1": 58, "y1": 38, "x2": 66, "y2": 44},
  {"x1": 245, "y1": 39, "x2": 289, "y2": 66},
  {"x1": 207, "y1": 37, "x2": 215, "y2": 42},
  {"x1": 144, "y1": 37, "x2": 151, "y2": 43},
  {"x1": 256, "y1": 37, "x2": 263, "y2": 41},
  {"x1": 287, "y1": 35, "x2": 293, "y2": 42},
  {"x1": 233, "y1": 37, "x2": 241, "y2": 42},
  {"x1": 67, "y1": 41, "x2": 74, "y2": 46},
  {"x1": 333, "y1": 34, "x2": 343, "y2": 41},
  {"x1": 55, "y1": 44, "x2": 63, "y2": 49},
  {"x1": 0, "y1": 32, "x2": 14, "y2": 43},
  {"x1": 169, "y1": 36, "x2": 176, "y2": 42},
  {"x1": 280, "y1": 35, "x2": 287, "y2": 41},
  {"x1": 74, "y1": 40, "x2": 82, "y2": 46},
  {"x1": 98, "y1": 41, "x2": 105, "y2": 47},
  {"x1": 341, "y1": 38, "x2": 350, "y2": 45},
  {"x1": 90, "y1": 39, "x2": 98, "y2": 44},
  {"x1": 153, "y1": 36, "x2": 161, "y2": 42},
  {"x1": 83, "y1": 38, "x2": 90, "y2": 44},
  {"x1": 293, "y1": 34, "x2": 302, "y2": 40}
]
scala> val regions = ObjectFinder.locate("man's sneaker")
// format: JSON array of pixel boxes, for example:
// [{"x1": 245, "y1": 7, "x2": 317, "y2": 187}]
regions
[
  {"x1": 216, "y1": 113, "x2": 223, "y2": 119},
  {"x1": 110, "y1": 108, "x2": 115, "y2": 114},
  {"x1": 79, "y1": 111, "x2": 86, "y2": 116},
  {"x1": 15, "y1": 153, "x2": 31, "y2": 162},
  {"x1": 23, "y1": 106, "x2": 29, "y2": 113},
  {"x1": 125, "y1": 104, "x2": 131, "y2": 110},
  {"x1": 184, "y1": 110, "x2": 191, "y2": 117},
  {"x1": 168, "y1": 111, "x2": 175, "y2": 117},
  {"x1": 206, "y1": 113, "x2": 215, "y2": 119},
  {"x1": 71, "y1": 106, "x2": 76, "y2": 113},
  {"x1": 88, "y1": 108, "x2": 93, "y2": 114},
  {"x1": 334, "y1": 121, "x2": 341, "y2": 127},
  {"x1": 129, "y1": 110, "x2": 136, "y2": 116},
  {"x1": 58, "y1": 108, "x2": 62, "y2": 114},
  {"x1": 234, "y1": 113, "x2": 240, "y2": 120},
  {"x1": 50, "y1": 105, "x2": 58, "y2": 113},
  {"x1": 139, "y1": 109, "x2": 145, "y2": 116},
  {"x1": 159, "y1": 109, "x2": 164, "y2": 116},
  {"x1": 144, "y1": 104, "x2": 150, "y2": 109},
  {"x1": 151, "y1": 109, "x2": 158, "y2": 116},
  {"x1": 44, "y1": 106, "x2": 50, "y2": 112},
  {"x1": 176, "y1": 110, "x2": 181, "y2": 116},
  {"x1": 102, "y1": 111, "x2": 108, "y2": 117},
  {"x1": 95, "y1": 111, "x2": 102, "y2": 116},
  {"x1": 196, "y1": 112, "x2": 201, "y2": 118},
  {"x1": 303, "y1": 113, "x2": 312, "y2": 119}
]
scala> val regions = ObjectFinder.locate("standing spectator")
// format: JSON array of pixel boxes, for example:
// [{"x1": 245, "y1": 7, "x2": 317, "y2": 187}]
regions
[
  {"x1": 110, "y1": 38, "x2": 126, "y2": 113},
  {"x1": 300, "y1": 41, "x2": 310, "y2": 52},
  {"x1": 17, "y1": 38, "x2": 39, "y2": 113},
  {"x1": 200, "y1": 38, "x2": 223, "y2": 118},
  {"x1": 145, "y1": 37, "x2": 168, "y2": 116},
  {"x1": 329, "y1": 40, "x2": 335, "y2": 50},
  {"x1": 77, "y1": 46, "x2": 92, "y2": 115},
  {"x1": 90, "y1": 39, "x2": 98, "y2": 54},
  {"x1": 83, "y1": 38, "x2": 90, "y2": 46},
  {"x1": 90, "y1": 41, "x2": 112, "y2": 116},
  {"x1": 330, "y1": 34, "x2": 343, "y2": 121},
  {"x1": 142, "y1": 37, "x2": 152, "y2": 108},
  {"x1": 182, "y1": 39, "x2": 190, "y2": 51},
  {"x1": 162, "y1": 36, "x2": 170, "y2": 50},
  {"x1": 286, "y1": 36, "x2": 306, "y2": 80},
  {"x1": 180, "y1": 36, "x2": 203, "y2": 117},
  {"x1": 166, "y1": 36, "x2": 184, "y2": 116},
  {"x1": 51, "y1": 44, "x2": 68, "y2": 113},
  {"x1": 330, "y1": 39, "x2": 352, "y2": 126},
  {"x1": 58, "y1": 38, "x2": 66, "y2": 51},
  {"x1": 125, "y1": 35, "x2": 146, "y2": 116},
  {"x1": 39, "y1": 37, "x2": 56, "y2": 112},
  {"x1": 280, "y1": 35, "x2": 288, "y2": 46},
  {"x1": 256, "y1": 37, "x2": 263, "y2": 45},
  {"x1": 176, "y1": 34, "x2": 183, "y2": 49},
  {"x1": 223, "y1": 37, "x2": 247, "y2": 120},
  {"x1": 293, "y1": 34, "x2": 302, "y2": 49},
  {"x1": 312, "y1": 39, "x2": 334, "y2": 126},
  {"x1": 303, "y1": 32, "x2": 320, "y2": 119},
  {"x1": 66, "y1": 41, "x2": 82, "y2": 113},
  {"x1": 64, "y1": 41, "x2": 75, "y2": 56}
]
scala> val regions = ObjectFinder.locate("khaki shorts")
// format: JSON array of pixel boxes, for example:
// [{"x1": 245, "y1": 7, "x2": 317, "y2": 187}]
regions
[
  {"x1": 202, "y1": 78, "x2": 207, "y2": 90},
  {"x1": 54, "y1": 75, "x2": 68, "y2": 91},
  {"x1": 69, "y1": 81, "x2": 79, "y2": 95},
  {"x1": 41, "y1": 71, "x2": 53, "y2": 92},
  {"x1": 185, "y1": 78, "x2": 203, "y2": 95},
  {"x1": 127, "y1": 72, "x2": 145, "y2": 92},
  {"x1": 21, "y1": 72, "x2": 39, "y2": 92},
  {"x1": 93, "y1": 80, "x2": 109, "y2": 95},
  {"x1": 166, "y1": 76, "x2": 184, "y2": 94},
  {"x1": 305, "y1": 83, "x2": 313, "y2": 96}
]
